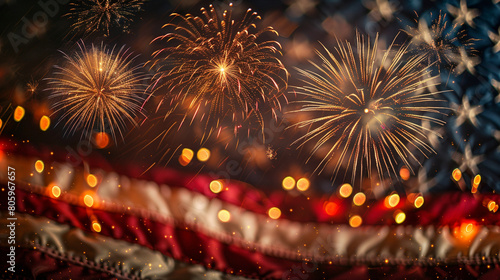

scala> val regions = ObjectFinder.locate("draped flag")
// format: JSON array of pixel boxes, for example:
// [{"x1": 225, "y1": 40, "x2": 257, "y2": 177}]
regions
[{"x1": 1, "y1": 0, "x2": 500, "y2": 279}]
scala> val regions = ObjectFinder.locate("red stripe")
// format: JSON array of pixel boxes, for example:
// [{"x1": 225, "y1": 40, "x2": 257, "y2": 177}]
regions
[
  {"x1": 3, "y1": 186, "x2": 500, "y2": 279},
  {"x1": 3, "y1": 141, "x2": 500, "y2": 226},
  {"x1": 6, "y1": 187, "x2": 306, "y2": 279}
]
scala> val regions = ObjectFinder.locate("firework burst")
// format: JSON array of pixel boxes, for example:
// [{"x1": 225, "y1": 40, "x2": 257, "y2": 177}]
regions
[
  {"x1": 403, "y1": 12, "x2": 477, "y2": 72},
  {"x1": 290, "y1": 33, "x2": 448, "y2": 183},
  {"x1": 149, "y1": 4, "x2": 288, "y2": 139},
  {"x1": 66, "y1": 0, "x2": 144, "y2": 36},
  {"x1": 47, "y1": 42, "x2": 146, "y2": 141}
]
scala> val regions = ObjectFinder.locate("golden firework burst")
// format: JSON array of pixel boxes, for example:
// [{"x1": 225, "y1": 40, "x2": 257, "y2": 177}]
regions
[
  {"x1": 290, "y1": 32, "x2": 448, "y2": 183},
  {"x1": 403, "y1": 12, "x2": 477, "y2": 71},
  {"x1": 149, "y1": 3, "x2": 288, "y2": 138},
  {"x1": 47, "y1": 42, "x2": 146, "y2": 141},
  {"x1": 66, "y1": 0, "x2": 144, "y2": 36}
]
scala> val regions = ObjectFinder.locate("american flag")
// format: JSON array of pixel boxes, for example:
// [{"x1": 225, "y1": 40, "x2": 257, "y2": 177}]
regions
[{"x1": 1, "y1": 0, "x2": 500, "y2": 279}]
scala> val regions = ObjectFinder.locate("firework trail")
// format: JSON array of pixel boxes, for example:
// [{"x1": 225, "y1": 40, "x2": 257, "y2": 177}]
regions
[
  {"x1": 149, "y1": 3, "x2": 288, "y2": 140},
  {"x1": 403, "y1": 12, "x2": 477, "y2": 73},
  {"x1": 65, "y1": 0, "x2": 145, "y2": 36},
  {"x1": 0, "y1": 103, "x2": 14, "y2": 135},
  {"x1": 290, "y1": 32, "x2": 448, "y2": 183},
  {"x1": 47, "y1": 42, "x2": 147, "y2": 141}
]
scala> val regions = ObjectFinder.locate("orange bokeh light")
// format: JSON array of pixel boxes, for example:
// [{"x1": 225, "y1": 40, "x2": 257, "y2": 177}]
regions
[
  {"x1": 324, "y1": 202, "x2": 338, "y2": 216},
  {"x1": 92, "y1": 221, "x2": 102, "y2": 232},
  {"x1": 452, "y1": 168, "x2": 462, "y2": 182},
  {"x1": 218, "y1": 209, "x2": 231, "y2": 222},
  {"x1": 473, "y1": 174, "x2": 481, "y2": 186},
  {"x1": 384, "y1": 193, "x2": 400, "y2": 208},
  {"x1": 35, "y1": 160, "x2": 44, "y2": 173},
  {"x1": 87, "y1": 174, "x2": 98, "y2": 187},
  {"x1": 454, "y1": 221, "x2": 478, "y2": 241},
  {"x1": 353, "y1": 192, "x2": 366, "y2": 206},
  {"x1": 488, "y1": 201, "x2": 496, "y2": 211},
  {"x1": 94, "y1": 132, "x2": 110, "y2": 149},
  {"x1": 51, "y1": 186, "x2": 61, "y2": 198},
  {"x1": 179, "y1": 148, "x2": 194, "y2": 166},
  {"x1": 14, "y1": 106, "x2": 25, "y2": 122},
  {"x1": 339, "y1": 183, "x2": 352, "y2": 198},
  {"x1": 282, "y1": 176, "x2": 295, "y2": 190},
  {"x1": 394, "y1": 210, "x2": 406, "y2": 224},
  {"x1": 84, "y1": 194, "x2": 94, "y2": 207},
  {"x1": 268, "y1": 207, "x2": 281, "y2": 219},
  {"x1": 296, "y1": 178, "x2": 310, "y2": 191},
  {"x1": 197, "y1": 148, "x2": 211, "y2": 162},
  {"x1": 399, "y1": 166, "x2": 410, "y2": 181},
  {"x1": 209, "y1": 180, "x2": 223, "y2": 193},
  {"x1": 349, "y1": 215, "x2": 362, "y2": 228},
  {"x1": 414, "y1": 196, "x2": 424, "y2": 208},
  {"x1": 39, "y1": 116, "x2": 51, "y2": 131}
]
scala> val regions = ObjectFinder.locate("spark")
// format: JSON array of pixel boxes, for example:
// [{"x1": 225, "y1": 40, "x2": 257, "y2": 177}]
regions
[
  {"x1": 290, "y1": 32, "x2": 447, "y2": 182},
  {"x1": 27, "y1": 79, "x2": 39, "y2": 96},
  {"x1": 47, "y1": 42, "x2": 146, "y2": 141},
  {"x1": 266, "y1": 145, "x2": 277, "y2": 160},
  {"x1": 66, "y1": 0, "x2": 144, "y2": 36},
  {"x1": 452, "y1": 95, "x2": 482, "y2": 127},
  {"x1": 447, "y1": 0, "x2": 479, "y2": 28},
  {"x1": 0, "y1": 103, "x2": 13, "y2": 135},
  {"x1": 149, "y1": 4, "x2": 288, "y2": 139}
]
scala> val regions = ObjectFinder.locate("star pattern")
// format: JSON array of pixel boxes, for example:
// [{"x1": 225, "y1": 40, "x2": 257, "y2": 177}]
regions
[
  {"x1": 409, "y1": 18, "x2": 433, "y2": 47},
  {"x1": 423, "y1": 71, "x2": 439, "y2": 96},
  {"x1": 285, "y1": 0, "x2": 318, "y2": 18},
  {"x1": 452, "y1": 95, "x2": 483, "y2": 127},
  {"x1": 493, "y1": 130, "x2": 500, "y2": 152},
  {"x1": 418, "y1": 167, "x2": 437, "y2": 194},
  {"x1": 453, "y1": 47, "x2": 480, "y2": 75},
  {"x1": 494, "y1": 130, "x2": 500, "y2": 148},
  {"x1": 364, "y1": 0, "x2": 398, "y2": 22},
  {"x1": 447, "y1": 0, "x2": 479, "y2": 27},
  {"x1": 421, "y1": 120, "x2": 444, "y2": 149},
  {"x1": 488, "y1": 27, "x2": 500, "y2": 53},
  {"x1": 453, "y1": 145, "x2": 484, "y2": 174},
  {"x1": 492, "y1": 79, "x2": 500, "y2": 103}
]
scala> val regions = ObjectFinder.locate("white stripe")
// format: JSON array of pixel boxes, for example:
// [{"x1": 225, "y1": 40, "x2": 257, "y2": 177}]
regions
[{"x1": 2, "y1": 155, "x2": 500, "y2": 264}]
